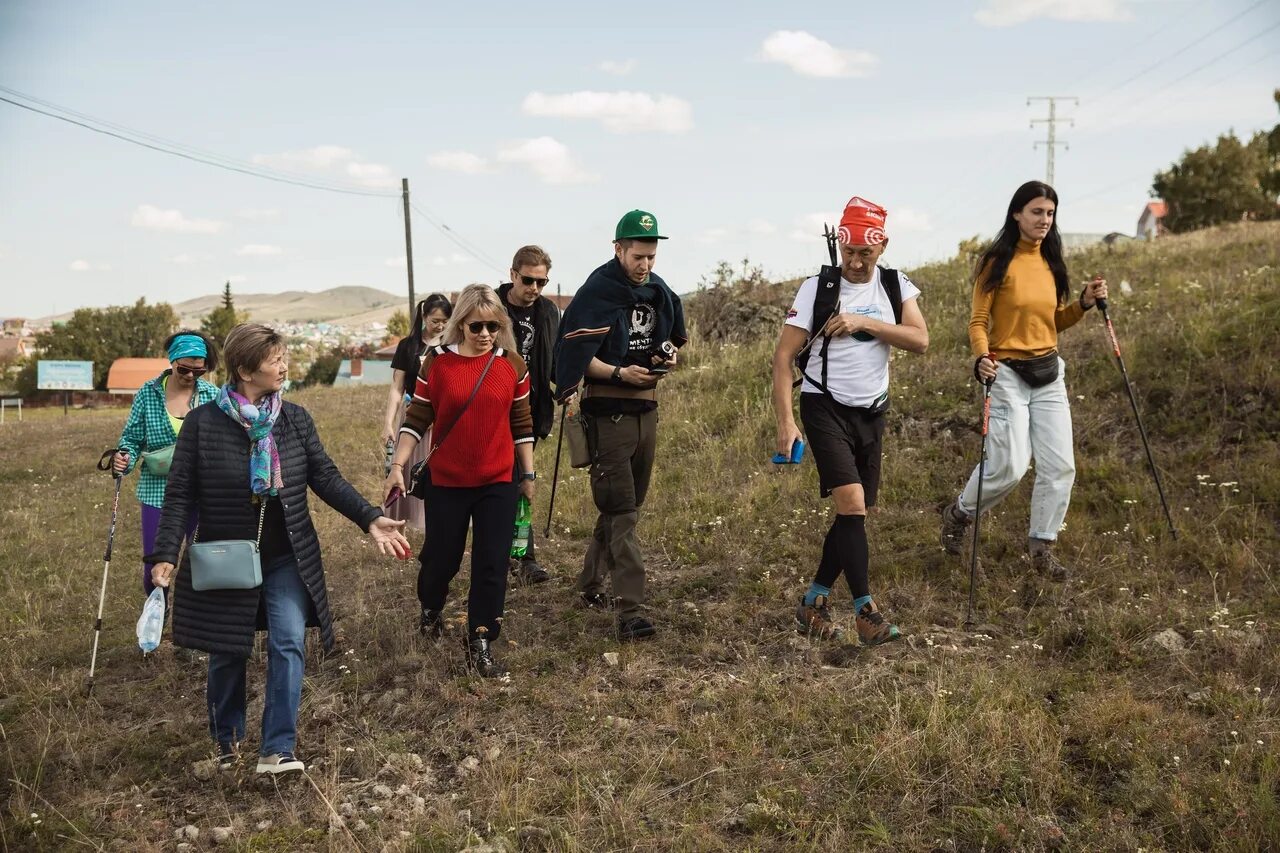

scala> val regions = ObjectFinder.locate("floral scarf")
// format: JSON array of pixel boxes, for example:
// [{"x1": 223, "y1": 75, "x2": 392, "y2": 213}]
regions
[{"x1": 216, "y1": 384, "x2": 284, "y2": 496}]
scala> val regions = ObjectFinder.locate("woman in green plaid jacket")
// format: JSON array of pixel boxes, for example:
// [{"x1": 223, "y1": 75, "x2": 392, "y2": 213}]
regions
[{"x1": 113, "y1": 331, "x2": 220, "y2": 595}]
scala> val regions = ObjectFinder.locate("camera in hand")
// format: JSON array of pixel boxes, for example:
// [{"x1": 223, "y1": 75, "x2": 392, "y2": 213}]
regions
[{"x1": 649, "y1": 340, "x2": 676, "y2": 374}]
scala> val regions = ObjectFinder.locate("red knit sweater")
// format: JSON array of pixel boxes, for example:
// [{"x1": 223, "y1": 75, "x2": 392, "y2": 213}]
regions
[{"x1": 399, "y1": 346, "x2": 533, "y2": 487}]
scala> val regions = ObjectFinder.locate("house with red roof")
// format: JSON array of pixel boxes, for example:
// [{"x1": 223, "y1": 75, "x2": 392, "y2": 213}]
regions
[{"x1": 1137, "y1": 201, "x2": 1167, "y2": 240}]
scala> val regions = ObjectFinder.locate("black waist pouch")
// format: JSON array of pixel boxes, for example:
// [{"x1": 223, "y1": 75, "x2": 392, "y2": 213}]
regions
[{"x1": 1004, "y1": 351, "x2": 1060, "y2": 388}]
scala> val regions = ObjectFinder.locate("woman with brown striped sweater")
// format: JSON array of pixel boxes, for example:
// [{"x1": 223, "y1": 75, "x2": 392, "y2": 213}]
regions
[
  {"x1": 940, "y1": 181, "x2": 1108, "y2": 579},
  {"x1": 384, "y1": 284, "x2": 536, "y2": 677}
]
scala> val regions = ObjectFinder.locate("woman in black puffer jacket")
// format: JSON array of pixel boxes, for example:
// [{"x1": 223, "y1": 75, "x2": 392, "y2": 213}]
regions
[{"x1": 150, "y1": 324, "x2": 410, "y2": 776}]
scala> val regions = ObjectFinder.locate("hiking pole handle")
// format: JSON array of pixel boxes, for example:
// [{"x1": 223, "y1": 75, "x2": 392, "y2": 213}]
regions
[{"x1": 98, "y1": 447, "x2": 123, "y2": 480}]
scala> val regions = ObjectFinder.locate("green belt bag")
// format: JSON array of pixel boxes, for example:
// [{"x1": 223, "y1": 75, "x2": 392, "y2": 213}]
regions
[
  {"x1": 189, "y1": 500, "x2": 266, "y2": 591},
  {"x1": 141, "y1": 443, "x2": 176, "y2": 477}
]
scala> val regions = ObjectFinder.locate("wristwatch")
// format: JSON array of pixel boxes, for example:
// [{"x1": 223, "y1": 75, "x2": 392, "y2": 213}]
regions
[
  {"x1": 520, "y1": 471, "x2": 537, "y2": 481},
  {"x1": 611, "y1": 365, "x2": 622, "y2": 382}
]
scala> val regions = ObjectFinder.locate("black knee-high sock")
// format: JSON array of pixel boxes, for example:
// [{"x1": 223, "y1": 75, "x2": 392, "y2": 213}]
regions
[
  {"x1": 813, "y1": 520, "x2": 842, "y2": 589},
  {"x1": 834, "y1": 514, "x2": 870, "y2": 600}
]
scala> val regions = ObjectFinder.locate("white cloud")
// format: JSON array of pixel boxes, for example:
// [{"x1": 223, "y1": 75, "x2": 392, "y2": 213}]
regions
[
  {"x1": 497, "y1": 137, "x2": 597, "y2": 185},
  {"x1": 131, "y1": 204, "x2": 224, "y2": 234},
  {"x1": 345, "y1": 161, "x2": 397, "y2": 188},
  {"x1": 598, "y1": 59, "x2": 637, "y2": 76},
  {"x1": 227, "y1": 275, "x2": 247, "y2": 284},
  {"x1": 252, "y1": 145, "x2": 354, "y2": 171},
  {"x1": 522, "y1": 91, "x2": 693, "y2": 134},
  {"x1": 893, "y1": 208, "x2": 934, "y2": 232},
  {"x1": 431, "y1": 253, "x2": 472, "y2": 267},
  {"x1": 69, "y1": 260, "x2": 91, "y2": 272},
  {"x1": 170, "y1": 253, "x2": 203, "y2": 265},
  {"x1": 384, "y1": 255, "x2": 407, "y2": 268},
  {"x1": 235, "y1": 244, "x2": 283, "y2": 257},
  {"x1": 789, "y1": 212, "x2": 838, "y2": 243},
  {"x1": 696, "y1": 227, "x2": 731, "y2": 244},
  {"x1": 747, "y1": 218, "x2": 778, "y2": 236},
  {"x1": 760, "y1": 31, "x2": 878, "y2": 79},
  {"x1": 427, "y1": 150, "x2": 494, "y2": 175},
  {"x1": 975, "y1": 0, "x2": 1133, "y2": 26},
  {"x1": 238, "y1": 208, "x2": 280, "y2": 221}
]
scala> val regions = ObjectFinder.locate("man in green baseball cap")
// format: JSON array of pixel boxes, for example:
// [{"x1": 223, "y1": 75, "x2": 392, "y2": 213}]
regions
[{"x1": 552, "y1": 209, "x2": 686, "y2": 642}]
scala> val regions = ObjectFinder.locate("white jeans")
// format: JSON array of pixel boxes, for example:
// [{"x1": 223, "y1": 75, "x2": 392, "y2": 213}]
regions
[{"x1": 957, "y1": 357, "x2": 1075, "y2": 541}]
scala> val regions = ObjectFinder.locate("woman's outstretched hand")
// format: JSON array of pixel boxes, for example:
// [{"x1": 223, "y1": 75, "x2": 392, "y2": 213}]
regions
[{"x1": 368, "y1": 516, "x2": 411, "y2": 559}]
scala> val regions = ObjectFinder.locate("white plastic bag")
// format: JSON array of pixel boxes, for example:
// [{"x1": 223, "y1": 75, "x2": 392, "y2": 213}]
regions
[{"x1": 136, "y1": 586, "x2": 166, "y2": 653}]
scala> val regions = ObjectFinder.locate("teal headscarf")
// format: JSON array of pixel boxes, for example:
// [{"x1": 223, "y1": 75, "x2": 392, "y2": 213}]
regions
[{"x1": 168, "y1": 334, "x2": 208, "y2": 362}]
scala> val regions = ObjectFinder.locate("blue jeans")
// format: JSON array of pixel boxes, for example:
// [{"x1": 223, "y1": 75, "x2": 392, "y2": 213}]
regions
[{"x1": 206, "y1": 553, "x2": 310, "y2": 756}]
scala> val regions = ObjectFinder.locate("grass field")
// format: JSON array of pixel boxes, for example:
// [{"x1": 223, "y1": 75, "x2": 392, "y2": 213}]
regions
[{"x1": 0, "y1": 223, "x2": 1277, "y2": 851}]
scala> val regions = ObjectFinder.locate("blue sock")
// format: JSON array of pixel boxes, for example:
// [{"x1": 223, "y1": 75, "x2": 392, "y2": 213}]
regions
[
  {"x1": 803, "y1": 582, "x2": 832, "y2": 606},
  {"x1": 853, "y1": 594, "x2": 873, "y2": 614}
]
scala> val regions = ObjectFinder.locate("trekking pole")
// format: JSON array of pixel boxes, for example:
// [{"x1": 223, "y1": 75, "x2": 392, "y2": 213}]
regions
[
  {"x1": 965, "y1": 365, "x2": 994, "y2": 630},
  {"x1": 87, "y1": 448, "x2": 123, "y2": 696},
  {"x1": 543, "y1": 404, "x2": 567, "y2": 539},
  {"x1": 1096, "y1": 292, "x2": 1178, "y2": 539}
]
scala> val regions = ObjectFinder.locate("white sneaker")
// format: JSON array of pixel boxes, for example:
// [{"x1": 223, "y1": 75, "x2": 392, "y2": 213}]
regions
[{"x1": 256, "y1": 752, "x2": 305, "y2": 774}]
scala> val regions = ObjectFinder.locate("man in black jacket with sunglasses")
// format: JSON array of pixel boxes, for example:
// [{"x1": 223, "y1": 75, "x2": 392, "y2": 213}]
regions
[{"x1": 498, "y1": 245, "x2": 562, "y2": 584}]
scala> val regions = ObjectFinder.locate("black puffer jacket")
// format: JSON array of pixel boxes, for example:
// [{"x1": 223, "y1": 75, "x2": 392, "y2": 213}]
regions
[{"x1": 149, "y1": 400, "x2": 381, "y2": 657}]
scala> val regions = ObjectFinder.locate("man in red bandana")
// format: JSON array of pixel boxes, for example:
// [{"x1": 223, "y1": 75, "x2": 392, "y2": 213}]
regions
[{"x1": 770, "y1": 196, "x2": 930, "y2": 645}]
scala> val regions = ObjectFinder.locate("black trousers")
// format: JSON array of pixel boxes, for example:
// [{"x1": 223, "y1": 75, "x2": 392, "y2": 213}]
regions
[{"x1": 418, "y1": 481, "x2": 517, "y2": 640}]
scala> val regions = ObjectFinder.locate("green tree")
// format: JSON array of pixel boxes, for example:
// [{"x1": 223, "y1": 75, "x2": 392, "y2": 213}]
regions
[
  {"x1": 1261, "y1": 88, "x2": 1280, "y2": 201},
  {"x1": 385, "y1": 309, "x2": 410, "y2": 343},
  {"x1": 17, "y1": 299, "x2": 178, "y2": 395},
  {"x1": 201, "y1": 281, "x2": 249, "y2": 346},
  {"x1": 1152, "y1": 130, "x2": 1274, "y2": 232},
  {"x1": 300, "y1": 345, "x2": 343, "y2": 388}
]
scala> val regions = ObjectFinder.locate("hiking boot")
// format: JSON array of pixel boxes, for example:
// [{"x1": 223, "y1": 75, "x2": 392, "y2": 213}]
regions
[
  {"x1": 256, "y1": 752, "x2": 305, "y2": 775},
  {"x1": 419, "y1": 607, "x2": 444, "y2": 640},
  {"x1": 617, "y1": 615, "x2": 657, "y2": 642},
  {"x1": 511, "y1": 558, "x2": 550, "y2": 585},
  {"x1": 1030, "y1": 541, "x2": 1068, "y2": 581},
  {"x1": 579, "y1": 591, "x2": 612, "y2": 610},
  {"x1": 466, "y1": 638, "x2": 508, "y2": 678},
  {"x1": 795, "y1": 594, "x2": 842, "y2": 640},
  {"x1": 940, "y1": 499, "x2": 972, "y2": 556},
  {"x1": 855, "y1": 599, "x2": 901, "y2": 646},
  {"x1": 216, "y1": 741, "x2": 237, "y2": 771}
]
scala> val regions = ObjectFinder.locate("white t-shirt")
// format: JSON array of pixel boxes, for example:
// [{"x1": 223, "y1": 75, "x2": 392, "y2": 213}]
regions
[{"x1": 785, "y1": 267, "x2": 921, "y2": 408}]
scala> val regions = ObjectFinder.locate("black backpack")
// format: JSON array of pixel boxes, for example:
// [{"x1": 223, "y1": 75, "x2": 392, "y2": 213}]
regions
[{"x1": 794, "y1": 264, "x2": 903, "y2": 401}]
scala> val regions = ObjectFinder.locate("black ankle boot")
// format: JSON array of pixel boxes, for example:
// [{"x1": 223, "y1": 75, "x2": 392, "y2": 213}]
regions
[
  {"x1": 466, "y1": 637, "x2": 508, "y2": 678},
  {"x1": 419, "y1": 607, "x2": 444, "y2": 639}
]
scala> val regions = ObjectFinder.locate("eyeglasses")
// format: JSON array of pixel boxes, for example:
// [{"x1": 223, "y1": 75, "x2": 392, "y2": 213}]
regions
[
  {"x1": 467, "y1": 321, "x2": 501, "y2": 334},
  {"x1": 174, "y1": 365, "x2": 207, "y2": 377},
  {"x1": 519, "y1": 275, "x2": 549, "y2": 288}
]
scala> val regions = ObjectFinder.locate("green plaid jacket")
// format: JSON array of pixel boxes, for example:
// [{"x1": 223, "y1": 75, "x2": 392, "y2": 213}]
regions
[{"x1": 116, "y1": 372, "x2": 219, "y2": 507}]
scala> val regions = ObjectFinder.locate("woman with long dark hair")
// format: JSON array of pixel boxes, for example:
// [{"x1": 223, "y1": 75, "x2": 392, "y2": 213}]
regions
[
  {"x1": 940, "y1": 181, "x2": 1107, "y2": 579},
  {"x1": 381, "y1": 294, "x2": 451, "y2": 531}
]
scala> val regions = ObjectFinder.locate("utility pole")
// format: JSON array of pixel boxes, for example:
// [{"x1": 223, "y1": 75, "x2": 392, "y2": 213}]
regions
[
  {"x1": 401, "y1": 178, "x2": 417, "y2": 319},
  {"x1": 1028, "y1": 96, "x2": 1077, "y2": 186}
]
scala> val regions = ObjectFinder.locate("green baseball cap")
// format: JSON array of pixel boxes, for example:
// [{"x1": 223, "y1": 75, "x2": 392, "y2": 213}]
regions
[{"x1": 615, "y1": 209, "x2": 668, "y2": 241}]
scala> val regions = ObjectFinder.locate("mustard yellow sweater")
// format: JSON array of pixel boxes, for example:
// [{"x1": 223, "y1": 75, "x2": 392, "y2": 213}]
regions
[{"x1": 969, "y1": 238, "x2": 1084, "y2": 359}]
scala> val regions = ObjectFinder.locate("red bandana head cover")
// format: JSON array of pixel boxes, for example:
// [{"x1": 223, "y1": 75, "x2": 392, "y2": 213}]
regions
[{"x1": 837, "y1": 196, "x2": 888, "y2": 246}]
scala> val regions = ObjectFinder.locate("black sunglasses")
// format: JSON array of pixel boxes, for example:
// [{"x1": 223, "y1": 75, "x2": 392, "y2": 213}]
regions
[
  {"x1": 519, "y1": 275, "x2": 549, "y2": 288},
  {"x1": 467, "y1": 321, "x2": 501, "y2": 334},
  {"x1": 175, "y1": 365, "x2": 207, "y2": 377}
]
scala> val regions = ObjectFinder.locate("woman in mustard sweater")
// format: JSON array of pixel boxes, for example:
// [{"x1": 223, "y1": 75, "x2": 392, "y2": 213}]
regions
[{"x1": 940, "y1": 181, "x2": 1107, "y2": 579}]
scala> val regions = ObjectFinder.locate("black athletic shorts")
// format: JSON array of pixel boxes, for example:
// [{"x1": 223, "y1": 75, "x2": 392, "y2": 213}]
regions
[{"x1": 799, "y1": 393, "x2": 886, "y2": 504}]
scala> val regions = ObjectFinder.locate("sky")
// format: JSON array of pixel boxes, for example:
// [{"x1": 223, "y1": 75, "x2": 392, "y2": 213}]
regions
[{"x1": 1, "y1": 0, "x2": 1277, "y2": 319}]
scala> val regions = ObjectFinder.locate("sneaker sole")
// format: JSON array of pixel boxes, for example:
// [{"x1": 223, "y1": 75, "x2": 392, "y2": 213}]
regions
[
  {"x1": 859, "y1": 628, "x2": 902, "y2": 647},
  {"x1": 256, "y1": 762, "x2": 305, "y2": 774}
]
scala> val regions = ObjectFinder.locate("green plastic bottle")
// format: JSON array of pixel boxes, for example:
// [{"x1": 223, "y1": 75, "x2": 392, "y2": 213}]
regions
[{"x1": 510, "y1": 496, "x2": 531, "y2": 558}]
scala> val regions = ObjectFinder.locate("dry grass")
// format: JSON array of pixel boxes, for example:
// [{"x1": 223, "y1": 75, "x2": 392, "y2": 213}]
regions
[{"x1": 1, "y1": 223, "x2": 1277, "y2": 851}]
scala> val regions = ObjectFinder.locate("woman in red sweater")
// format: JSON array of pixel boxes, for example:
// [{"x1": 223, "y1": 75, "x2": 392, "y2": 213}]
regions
[{"x1": 384, "y1": 284, "x2": 535, "y2": 677}]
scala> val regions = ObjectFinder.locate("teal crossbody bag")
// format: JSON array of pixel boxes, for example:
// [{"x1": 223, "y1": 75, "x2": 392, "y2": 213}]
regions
[{"x1": 189, "y1": 499, "x2": 266, "y2": 591}]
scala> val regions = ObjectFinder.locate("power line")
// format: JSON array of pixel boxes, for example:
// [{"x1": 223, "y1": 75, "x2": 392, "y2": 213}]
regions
[
  {"x1": 407, "y1": 201, "x2": 505, "y2": 274},
  {"x1": 1087, "y1": 0, "x2": 1271, "y2": 107},
  {"x1": 0, "y1": 89, "x2": 398, "y2": 198}
]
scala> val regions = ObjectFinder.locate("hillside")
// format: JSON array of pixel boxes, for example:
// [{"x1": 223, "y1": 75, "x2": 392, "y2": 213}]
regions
[
  {"x1": 36, "y1": 284, "x2": 407, "y2": 328},
  {"x1": 0, "y1": 223, "x2": 1276, "y2": 850}
]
